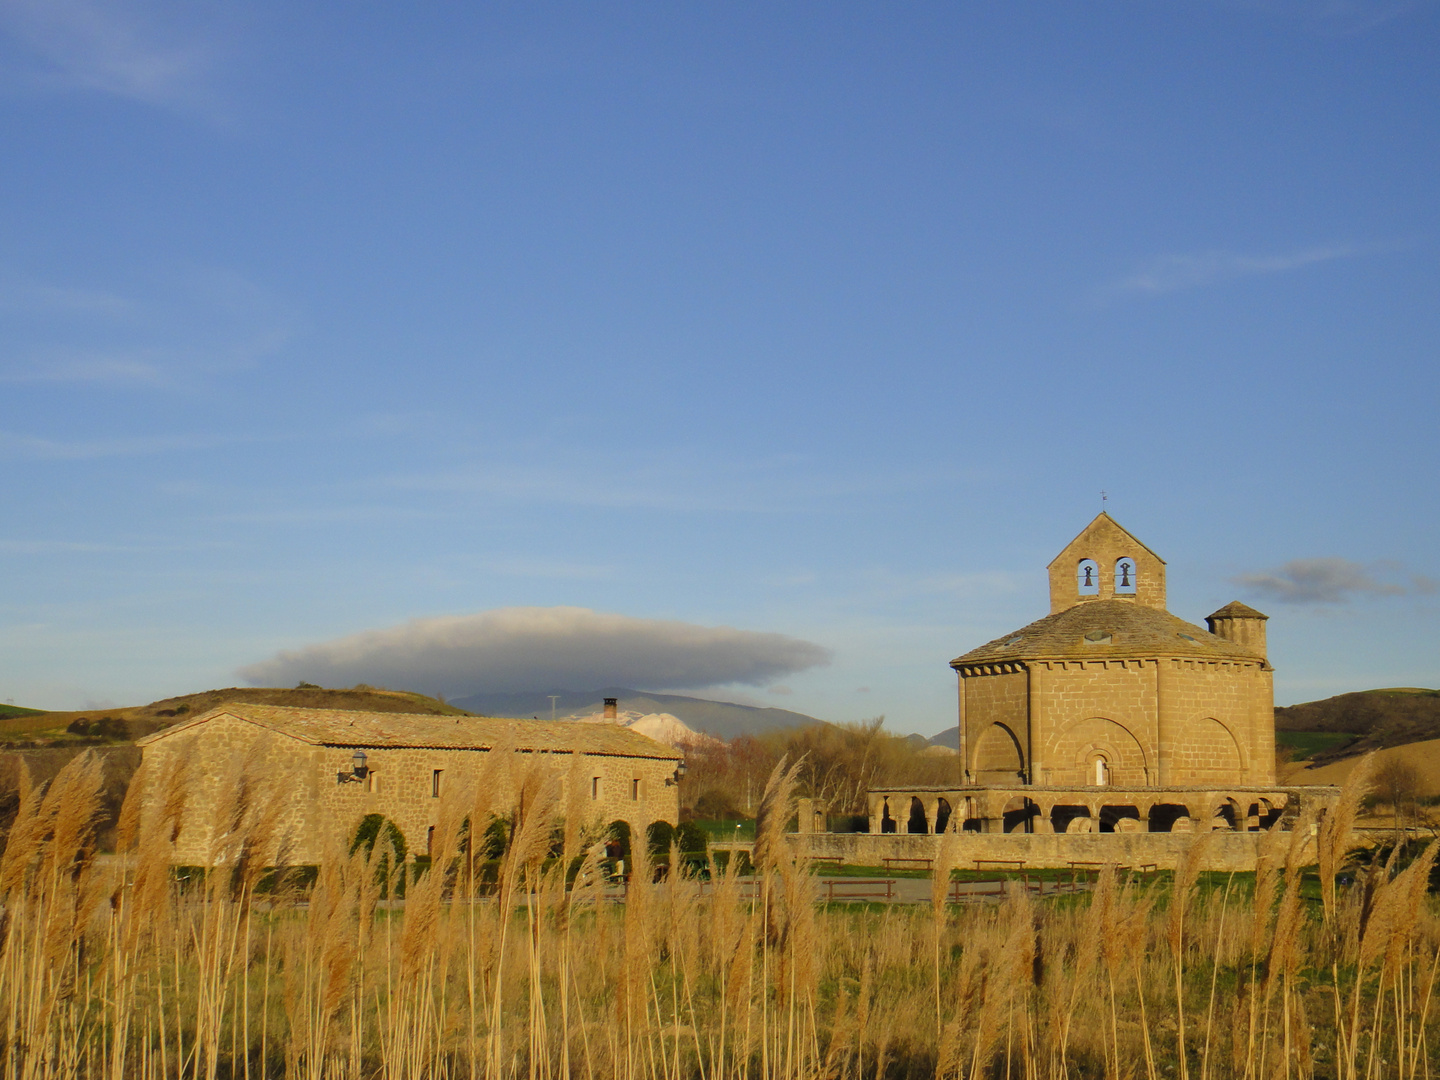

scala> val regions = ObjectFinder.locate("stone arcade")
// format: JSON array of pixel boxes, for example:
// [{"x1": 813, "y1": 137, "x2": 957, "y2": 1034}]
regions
[{"x1": 852, "y1": 514, "x2": 1333, "y2": 864}]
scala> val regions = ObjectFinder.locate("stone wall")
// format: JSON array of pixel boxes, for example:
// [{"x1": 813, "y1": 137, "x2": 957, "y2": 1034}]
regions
[
  {"x1": 962, "y1": 656, "x2": 1272, "y2": 790},
  {"x1": 793, "y1": 828, "x2": 1305, "y2": 872},
  {"x1": 140, "y1": 719, "x2": 681, "y2": 864}
]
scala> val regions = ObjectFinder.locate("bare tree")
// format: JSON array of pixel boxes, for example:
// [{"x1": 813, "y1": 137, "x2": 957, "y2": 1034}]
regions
[{"x1": 1374, "y1": 756, "x2": 1425, "y2": 838}]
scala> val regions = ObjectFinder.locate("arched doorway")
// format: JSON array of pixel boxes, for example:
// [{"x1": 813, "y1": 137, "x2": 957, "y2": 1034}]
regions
[
  {"x1": 1002, "y1": 796, "x2": 1039, "y2": 833},
  {"x1": 907, "y1": 797, "x2": 928, "y2": 834},
  {"x1": 881, "y1": 799, "x2": 897, "y2": 833},
  {"x1": 934, "y1": 797, "x2": 953, "y2": 834},
  {"x1": 1098, "y1": 805, "x2": 1141, "y2": 833}
]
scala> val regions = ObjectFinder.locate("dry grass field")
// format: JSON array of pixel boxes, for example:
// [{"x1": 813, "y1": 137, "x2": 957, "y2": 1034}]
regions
[{"x1": 0, "y1": 750, "x2": 1436, "y2": 1080}]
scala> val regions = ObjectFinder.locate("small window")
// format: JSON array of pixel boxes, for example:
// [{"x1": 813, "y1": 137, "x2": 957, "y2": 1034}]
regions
[
  {"x1": 630, "y1": 778, "x2": 640, "y2": 801},
  {"x1": 426, "y1": 826, "x2": 435, "y2": 854},
  {"x1": 431, "y1": 770, "x2": 443, "y2": 798},
  {"x1": 1083, "y1": 630, "x2": 1112, "y2": 644},
  {"x1": 367, "y1": 772, "x2": 380, "y2": 794},
  {"x1": 591, "y1": 776, "x2": 601, "y2": 800}
]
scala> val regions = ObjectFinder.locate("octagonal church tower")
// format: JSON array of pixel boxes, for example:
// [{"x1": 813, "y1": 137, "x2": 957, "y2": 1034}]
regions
[{"x1": 950, "y1": 513, "x2": 1274, "y2": 789}]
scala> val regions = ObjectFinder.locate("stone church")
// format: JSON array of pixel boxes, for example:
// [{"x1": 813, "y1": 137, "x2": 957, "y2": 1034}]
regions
[{"x1": 868, "y1": 514, "x2": 1304, "y2": 836}]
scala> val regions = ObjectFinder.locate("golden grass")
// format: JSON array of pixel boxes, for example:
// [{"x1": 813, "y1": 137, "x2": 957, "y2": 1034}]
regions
[{"x1": 1, "y1": 751, "x2": 1438, "y2": 1079}]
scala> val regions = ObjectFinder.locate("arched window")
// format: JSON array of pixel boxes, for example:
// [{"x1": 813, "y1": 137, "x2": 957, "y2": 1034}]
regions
[
  {"x1": 1077, "y1": 559, "x2": 1100, "y2": 595},
  {"x1": 1093, "y1": 755, "x2": 1110, "y2": 787},
  {"x1": 1114, "y1": 557, "x2": 1137, "y2": 596}
]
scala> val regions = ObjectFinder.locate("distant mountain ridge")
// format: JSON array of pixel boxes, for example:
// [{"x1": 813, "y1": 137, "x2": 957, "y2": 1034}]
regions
[{"x1": 450, "y1": 688, "x2": 822, "y2": 741}]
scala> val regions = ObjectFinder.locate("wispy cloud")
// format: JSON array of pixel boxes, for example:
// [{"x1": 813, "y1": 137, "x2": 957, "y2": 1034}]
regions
[
  {"x1": 1107, "y1": 244, "x2": 1366, "y2": 297},
  {"x1": 0, "y1": 427, "x2": 269, "y2": 461},
  {"x1": 381, "y1": 457, "x2": 963, "y2": 516},
  {"x1": 0, "y1": 0, "x2": 221, "y2": 110},
  {"x1": 1234, "y1": 557, "x2": 1437, "y2": 604},
  {"x1": 238, "y1": 606, "x2": 834, "y2": 698},
  {"x1": 0, "y1": 266, "x2": 293, "y2": 387},
  {"x1": 1214, "y1": 0, "x2": 1437, "y2": 36},
  {"x1": 0, "y1": 281, "x2": 131, "y2": 316}
]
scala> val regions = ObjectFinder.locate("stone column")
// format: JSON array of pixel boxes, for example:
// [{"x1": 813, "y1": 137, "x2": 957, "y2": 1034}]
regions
[
  {"x1": 868, "y1": 794, "x2": 884, "y2": 835},
  {"x1": 1026, "y1": 662, "x2": 1045, "y2": 785},
  {"x1": 1031, "y1": 796, "x2": 1055, "y2": 833},
  {"x1": 957, "y1": 670, "x2": 969, "y2": 783},
  {"x1": 924, "y1": 799, "x2": 939, "y2": 834},
  {"x1": 1254, "y1": 663, "x2": 1276, "y2": 785},
  {"x1": 1155, "y1": 658, "x2": 1176, "y2": 786}
]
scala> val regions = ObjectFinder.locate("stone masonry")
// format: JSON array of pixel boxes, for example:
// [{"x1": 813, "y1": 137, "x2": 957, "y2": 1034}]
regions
[
  {"x1": 855, "y1": 514, "x2": 1330, "y2": 866},
  {"x1": 136, "y1": 703, "x2": 683, "y2": 865}
]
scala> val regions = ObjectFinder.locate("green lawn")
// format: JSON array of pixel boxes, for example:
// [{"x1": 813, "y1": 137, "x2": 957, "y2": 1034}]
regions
[
  {"x1": 690, "y1": 818, "x2": 756, "y2": 842},
  {"x1": 1276, "y1": 730, "x2": 1356, "y2": 759},
  {"x1": 0, "y1": 703, "x2": 45, "y2": 719}
]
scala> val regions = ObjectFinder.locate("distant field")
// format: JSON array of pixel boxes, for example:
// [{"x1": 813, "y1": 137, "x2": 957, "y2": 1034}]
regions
[
  {"x1": 1276, "y1": 729, "x2": 1356, "y2": 759},
  {"x1": 0, "y1": 703, "x2": 45, "y2": 719}
]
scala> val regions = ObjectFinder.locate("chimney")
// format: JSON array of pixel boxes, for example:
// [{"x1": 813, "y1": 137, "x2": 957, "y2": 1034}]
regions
[
  {"x1": 1205, "y1": 601, "x2": 1268, "y2": 659},
  {"x1": 603, "y1": 697, "x2": 618, "y2": 720}
]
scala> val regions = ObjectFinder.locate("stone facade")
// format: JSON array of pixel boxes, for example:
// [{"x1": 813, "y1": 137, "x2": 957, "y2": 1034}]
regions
[
  {"x1": 859, "y1": 514, "x2": 1317, "y2": 854},
  {"x1": 954, "y1": 514, "x2": 1275, "y2": 794},
  {"x1": 136, "y1": 704, "x2": 683, "y2": 865}
]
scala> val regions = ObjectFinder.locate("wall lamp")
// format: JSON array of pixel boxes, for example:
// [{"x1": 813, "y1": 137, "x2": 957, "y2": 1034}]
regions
[
  {"x1": 337, "y1": 750, "x2": 369, "y2": 784},
  {"x1": 666, "y1": 759, "x2": 687, "y2": 787}
]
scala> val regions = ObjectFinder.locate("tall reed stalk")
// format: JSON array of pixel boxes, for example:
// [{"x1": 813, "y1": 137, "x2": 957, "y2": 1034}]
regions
[{"x1": 1, "y1": 754, "x2": 1437, "y2": 1080}]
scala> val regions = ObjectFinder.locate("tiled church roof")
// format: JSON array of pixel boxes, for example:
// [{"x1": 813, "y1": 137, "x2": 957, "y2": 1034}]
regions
[
  {"x1": 137, "y1": 703, "x2": 683, "y2": 759},
  {"x1": 1207, "y1": 600, "x2": 1269, "y2": 620},
  {"x1": 951, "y1": 599, "x2": 1264, "y2": 667}
]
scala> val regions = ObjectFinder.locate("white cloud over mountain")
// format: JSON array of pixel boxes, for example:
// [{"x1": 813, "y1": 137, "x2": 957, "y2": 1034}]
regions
[{"x1": 238, "y1": 606, "x2": 832, "y2": 698}]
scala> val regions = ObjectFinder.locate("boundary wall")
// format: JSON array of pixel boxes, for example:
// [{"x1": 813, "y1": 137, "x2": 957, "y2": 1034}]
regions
[{"x1": 790, "y1": 829, "x2": 1311, "y2": 872}]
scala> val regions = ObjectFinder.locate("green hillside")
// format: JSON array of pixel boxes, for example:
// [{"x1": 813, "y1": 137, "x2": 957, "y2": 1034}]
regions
[
  {"x1": 0, "y1": 685, "x2": 471, "y2": 748},
  {"x1": 1274, "y1": 688, "x2": 1440, "y2": 764}
]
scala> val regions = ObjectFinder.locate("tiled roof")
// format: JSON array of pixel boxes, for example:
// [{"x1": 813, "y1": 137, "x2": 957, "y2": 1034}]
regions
[
  {"x1": 1207, "y1": 600, "x2": 1269, "y2": 620},
  {"x1": 951, "y1": 599, "x2": 1265, "y2": 666},
  {"x1": 137, "y1": 703, "x2": 683, "y2": 759}
]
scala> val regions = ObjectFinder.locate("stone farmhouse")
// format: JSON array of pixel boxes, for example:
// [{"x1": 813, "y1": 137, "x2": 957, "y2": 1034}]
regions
[
  {"x1": 136, "y1": 702, "x2": 683, "y2": 865},
  {"x1": 851, "y1": 513, "x2": 1335, "y2": 860}
]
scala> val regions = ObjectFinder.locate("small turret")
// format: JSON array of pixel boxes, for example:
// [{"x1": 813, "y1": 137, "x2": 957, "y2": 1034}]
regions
[{"x1": 1206, "y1": 601, "x2": 1268, "y2": 659}]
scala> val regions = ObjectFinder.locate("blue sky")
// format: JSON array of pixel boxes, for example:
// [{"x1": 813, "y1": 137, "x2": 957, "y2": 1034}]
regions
[{"x1": 1, "y1": 0, "x2": 1436, "y2": 732}]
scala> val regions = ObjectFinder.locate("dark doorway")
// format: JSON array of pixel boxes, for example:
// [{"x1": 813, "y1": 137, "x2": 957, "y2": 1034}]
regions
[
  {"x1": 934, "y1": 798, "x2": 953, "y2": 833},
  {"x1": 907, "y1": 797, "x2": 928, "y2": 834}
]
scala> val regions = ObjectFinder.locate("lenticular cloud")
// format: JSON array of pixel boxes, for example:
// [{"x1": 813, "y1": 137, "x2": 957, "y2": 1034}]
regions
[{"x1": 238, "y1": 606, "x2": 831, "y2": 697}]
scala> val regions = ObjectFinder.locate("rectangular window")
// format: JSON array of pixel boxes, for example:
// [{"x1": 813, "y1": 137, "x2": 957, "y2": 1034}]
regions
[
  {"x1": 432, "y1": 769, "x2": 443, "y2": 798},
  {"x1": 630, "y1": 778, "x2": 640, "y2": 801},
  {"x1": 591, "y1": 776, "x2": 601, "y2": 800},
  {"x1": 426, "y1": 826, "x2": 435, "y2": 855}
]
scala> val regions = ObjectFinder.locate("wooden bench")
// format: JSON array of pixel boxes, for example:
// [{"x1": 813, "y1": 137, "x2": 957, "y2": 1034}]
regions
[
  {"x1": 883, "y1": 856, "x2": 933, "y2": 870},
  {"x1": 948, "y1": 877, "x2": 1006, "y2": 903},
  {"x1": 1064, "y1": 860, "x2": 1127, "y2": 889},
  {"x1": 810, "y1": 855, "x2": 844, "y2": 866},
  {"x1": 821, "y1": 878, "x2": 895, "y2": 902},
  {"x1": 974, "y1": 858, "x2": 1027, "y2": 872}
]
